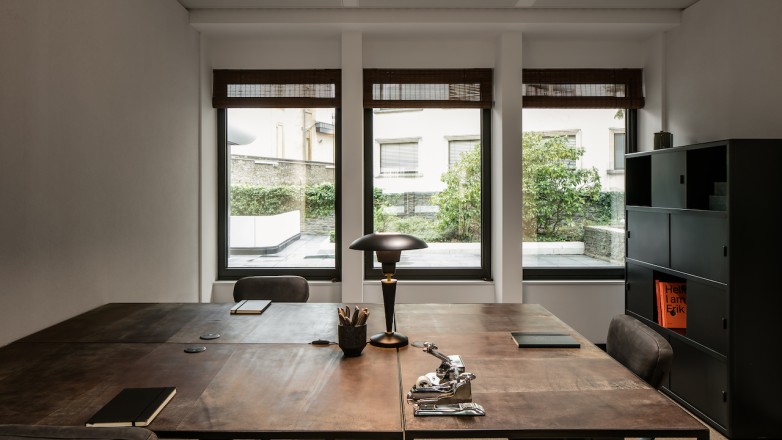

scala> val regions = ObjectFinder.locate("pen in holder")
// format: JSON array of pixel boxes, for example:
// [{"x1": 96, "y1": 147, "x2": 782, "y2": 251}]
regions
[{"x1": 337, "y1": 305, "x2": 369, "y2": 357}]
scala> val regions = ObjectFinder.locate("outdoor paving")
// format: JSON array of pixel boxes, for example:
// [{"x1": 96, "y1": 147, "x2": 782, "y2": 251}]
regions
[{"x1": 228, "y1": 234, "x2": 621, "y2": 269}]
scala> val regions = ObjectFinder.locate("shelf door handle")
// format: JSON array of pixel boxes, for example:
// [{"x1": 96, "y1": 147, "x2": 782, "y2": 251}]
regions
[
  {"x1": 679, "y1": 175, "x2": 685, "y2": 184},
  {"x1": 722, "y1": 317, "x2": 728, "y2": 329},
  {"x1": 722, "y1": 391, "x2": 728, "y2": 402},
  {"x1": 723, "y1": 245, "x2": 728, "y2": 257}
]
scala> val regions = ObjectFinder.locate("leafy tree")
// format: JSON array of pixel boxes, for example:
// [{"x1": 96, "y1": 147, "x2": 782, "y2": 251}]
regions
[
  {"x1": 432, "y1": 144, "x2": 481, "y2": 242},
  {"x1": 373, "y1": 187, "x2": 392, "y2": 232},
  {"x1": 522, "y1": 133, "x2": 602, "y2": 241}
]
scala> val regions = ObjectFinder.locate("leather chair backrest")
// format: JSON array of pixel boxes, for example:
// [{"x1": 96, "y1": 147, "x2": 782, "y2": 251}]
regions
[
  {"x1": 606, "y1": 314, "x2": 673, "y2": 389},
  {"x1": 0, "y1": 425, "x2": 157, "y2": 440},
  {"x1": 232, "y1": 275, "x2": 310, "y2": 302}
]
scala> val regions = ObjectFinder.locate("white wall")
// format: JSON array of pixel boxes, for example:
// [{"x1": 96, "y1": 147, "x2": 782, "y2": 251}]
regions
[
  {"x1": 0, "y1": 0, "x2": 201, "y2": 347},
  {"x1": 661, "y1": 0, "x2": 782, "y2": 147}
]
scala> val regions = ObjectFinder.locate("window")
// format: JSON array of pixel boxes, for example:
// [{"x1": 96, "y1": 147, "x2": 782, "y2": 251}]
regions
[
  {"x1": 541, "y1": 130, "x2": 579, "y2": 168},
  {"x1": 363, "y1": 69, "x2": 492, "y2": 280},
  {"x1": 610, "y1": 128, "x2": 626, "y2": 171},
  {"x1": 214, "y1": 70, "x2": 341, "y2": 280},
  {"x1": 378, "y1": 140, "x2": 419, "y2": 176},
  {"x1": 447, "y1": 136, "x2": 480, "y2": 169},
  {"x1": 522, "y1": 69, "x2": 643, "y2": 280}
]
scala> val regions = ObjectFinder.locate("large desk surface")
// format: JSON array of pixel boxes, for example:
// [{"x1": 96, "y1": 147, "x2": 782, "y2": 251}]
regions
[{"x1": 0, "y1": 303, "x2": 709, "y2": 440}]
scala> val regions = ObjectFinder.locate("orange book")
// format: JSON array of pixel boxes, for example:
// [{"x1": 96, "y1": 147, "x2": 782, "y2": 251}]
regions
[
  {"x1": 657, "y1": 281, "x2": 687, "y2": 329},
  {"x1": 654, "y1": 280, "x2": 664, "y2": 325}
]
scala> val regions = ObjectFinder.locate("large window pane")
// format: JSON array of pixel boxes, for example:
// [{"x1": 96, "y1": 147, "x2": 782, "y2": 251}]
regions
[
  {"x1": 226, "y1": 107, "x2": 336, "y2": 269},
  {"x1": 522, "y1": 109, "x2": 625, "y2": 272},
  {"x1": 371, "y1": 108, "x2": 482, "y2": 270}
]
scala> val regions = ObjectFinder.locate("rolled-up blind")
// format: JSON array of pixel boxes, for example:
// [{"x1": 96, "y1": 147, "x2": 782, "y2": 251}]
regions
[
  {"x1": 522, "y1": 68, "x2": 644, "y2": 109},
  {"x1": 213, "y1": 69, "x2": 341, "y2": 108},
  {"x1": 364, "y1": 69, "x2": 493, "y2": 109}
]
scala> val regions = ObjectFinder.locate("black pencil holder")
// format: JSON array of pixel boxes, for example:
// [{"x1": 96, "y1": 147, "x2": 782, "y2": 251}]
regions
[{"x1": 338, "y1": 324, "x2": 367, "y2": 357}]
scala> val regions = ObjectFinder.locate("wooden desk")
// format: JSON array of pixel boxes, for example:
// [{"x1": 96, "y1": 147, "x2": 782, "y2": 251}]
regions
[
  {"x1": 397, "y1": 304, "x2": 708, "y2": 439},
  {"x1": 0, "y1": 303, "x2": 708, "y2": 440}
]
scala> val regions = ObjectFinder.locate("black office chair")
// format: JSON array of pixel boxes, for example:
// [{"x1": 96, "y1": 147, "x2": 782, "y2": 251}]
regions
[
  {"x1": 606, "y1": 314, "x2": 674, "y2": 440},
  {"x1": 606, "y1": 314, "x2": 673, "y2": 389},
  {"x1": 232, "y1": 275, "x2": 310, "y2": 302},
  {"x1": 0, "y1": 425, "x2": 157, "y2": 440}
]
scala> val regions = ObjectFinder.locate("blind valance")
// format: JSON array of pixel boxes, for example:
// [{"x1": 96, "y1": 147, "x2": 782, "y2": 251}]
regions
[
  {"x1": 213, "y1": 69, "x2": 341, "y2": 108},
  {"x1": 364, "y1": 69, "x2": 493, "y2": 109},
  {"x1": 522, "y1": 68, "x2": 644, "y2": 109}
]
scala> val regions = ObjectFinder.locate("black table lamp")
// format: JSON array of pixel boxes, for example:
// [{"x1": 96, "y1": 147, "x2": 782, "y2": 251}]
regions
[{"x1": 349, "y1": 232, "x2": 427, "y2": 348}]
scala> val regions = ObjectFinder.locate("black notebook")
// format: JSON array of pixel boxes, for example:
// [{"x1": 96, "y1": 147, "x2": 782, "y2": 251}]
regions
[
  {"x1": 86, "y1": 387, "x2": 176, "y2": 427},
  {"x1": 511, "y1": 332, "x2": 581, "y2": 348},
  {"x1": 230, "y1": 299, "x2": 272, "y2": 315}
]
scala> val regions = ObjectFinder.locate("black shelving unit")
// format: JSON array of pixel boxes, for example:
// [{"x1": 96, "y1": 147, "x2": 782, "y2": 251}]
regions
[{"x1": 624, "y1": 139, "x2": 782, "y2": 439}]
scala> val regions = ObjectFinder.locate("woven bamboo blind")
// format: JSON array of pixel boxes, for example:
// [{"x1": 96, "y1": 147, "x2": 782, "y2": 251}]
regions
[
  {"x1": 364, "y1": 69, "x2": 493, "y2": 109},
  {"x1": 522, "y1": 69, "x2": 644, "y2": 109},
  {"x1": 213, "y1": 69, "x2": 341, "y2": 108}
]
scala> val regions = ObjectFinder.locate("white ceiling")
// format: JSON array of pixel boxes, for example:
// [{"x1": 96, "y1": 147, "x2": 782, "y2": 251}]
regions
[{"x1": 177, "y1": 0, "x2": 701, "y2": 9}]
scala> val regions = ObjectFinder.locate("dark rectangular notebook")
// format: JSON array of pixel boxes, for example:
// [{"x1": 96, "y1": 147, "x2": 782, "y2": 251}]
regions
[
  {"x1": 86, "y1": 387, "x2": 176, "y2": 427},
  {"x1": 511, "y1": 332, "x2": 581, "y2": 348}
]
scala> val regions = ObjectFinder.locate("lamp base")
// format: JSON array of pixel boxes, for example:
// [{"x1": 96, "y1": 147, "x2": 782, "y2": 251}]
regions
[{"x1": 369, "y1": 331, "x2": 408, "y2": 348}]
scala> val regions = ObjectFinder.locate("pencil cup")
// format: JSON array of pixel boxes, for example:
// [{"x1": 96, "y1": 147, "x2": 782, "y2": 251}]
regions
[{"x1": 338, "y1": 324, "x2": 367, "y2": 357}]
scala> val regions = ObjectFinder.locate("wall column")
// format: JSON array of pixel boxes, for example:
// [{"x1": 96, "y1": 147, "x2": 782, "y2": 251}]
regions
[
  {"x1": 340, "y1": 31, "x2": 364, "y2": 303},
  {"x1": 492, "y1": 32, "x2": 524, "y2": 303}
]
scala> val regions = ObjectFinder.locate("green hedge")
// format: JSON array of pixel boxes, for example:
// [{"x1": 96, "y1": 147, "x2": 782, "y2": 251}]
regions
[{"x1": 231, "y1": 183, "x2": 335, "y2": 218}]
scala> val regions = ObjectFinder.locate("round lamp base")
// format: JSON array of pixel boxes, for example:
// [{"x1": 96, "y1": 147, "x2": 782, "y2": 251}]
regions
[{"x1": 369, "y1": 331, "x2": 408, "y2": 348}]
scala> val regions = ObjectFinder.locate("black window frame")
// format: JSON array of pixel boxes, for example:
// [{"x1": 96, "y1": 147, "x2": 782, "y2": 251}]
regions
[
  {"x1": 521, "y1": 109, "x2": 636, "y2": 281},
  {"x1": 214, "y1": 69, "x2": 342, "y2": 281},
  {"x1": 521, "y1": 68, "x2": 643, "y2": 281},
  {"x1": 363, "y1": 108, "x2": 492, "y2": 281}
]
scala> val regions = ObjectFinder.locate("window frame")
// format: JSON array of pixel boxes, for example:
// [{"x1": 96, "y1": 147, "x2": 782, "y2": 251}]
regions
[
  {"x1": 217, "y1": 108, "x2": 342, "y2": 282},
  {"x1": 609, "y1": 128, "x2": 626, "y2": 173},
  {"x1": 214, "y1": 69, "x2": 342, "y2": 281},
  {"x1": 521, "y1": 68, "x2": 642, "y2": 281},
  {"x1": 362, "y1": 108, "x2": 492, "y2": 281},
  {"x1": 521, "y1": 109, "x2": 637, "y2": 282}
]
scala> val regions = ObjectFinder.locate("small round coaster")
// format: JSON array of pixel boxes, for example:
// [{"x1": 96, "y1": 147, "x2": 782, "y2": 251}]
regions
[
  {"x1": 184, "y1": 346, "x2": 207, "y2": 353},
  {"x1": 200, "y1": 333, "x2": 221, "y2": 340}
]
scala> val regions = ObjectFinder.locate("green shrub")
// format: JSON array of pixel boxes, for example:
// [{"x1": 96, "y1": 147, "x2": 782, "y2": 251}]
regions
[
  {"x1": 230, "y1": 185, "x2": 301, "y2": 216},
  {"x1": 305, "y1": 182, "x2": 335, "y2": 218},
  {"x1": 384, "y1": 215, "x2": 441, "y2": 242},
  {"x1": 522, "y1": 133, "x2": 602, "y2": 242}
]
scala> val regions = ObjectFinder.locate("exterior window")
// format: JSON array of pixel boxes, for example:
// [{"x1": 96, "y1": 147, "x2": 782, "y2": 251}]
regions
[
  {"x1": 379, "y1": 140, "x2": 419, "y2": 175},
  {"x1": 542, "y1": 131, "x2": 579, "y2": 168},
  {"x1": 611, "y1": 129, "x2": 626, "y2": 171},
  {"x1": 363, "y1": 69, "x2": 492, "y2": 280},
  {"x1": 448, "y1": 137, "x2": 480, "y2": 169},
  {"x1": 214, "y1": 69, "x2": 341, "y2": 281}
]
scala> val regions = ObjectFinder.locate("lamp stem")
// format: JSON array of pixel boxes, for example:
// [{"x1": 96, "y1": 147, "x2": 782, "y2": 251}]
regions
[
  {"x1": 381, "y1": 278, "x2": 397, "y2": 334},
  {"x1": 368, "y1": 278, "x2": 408, "y2": 348}
]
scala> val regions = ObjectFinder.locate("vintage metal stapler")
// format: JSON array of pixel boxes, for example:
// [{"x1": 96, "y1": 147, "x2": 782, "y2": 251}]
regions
[{"x1": 406, "y1": 341, "x2": 485, "y2": 416}]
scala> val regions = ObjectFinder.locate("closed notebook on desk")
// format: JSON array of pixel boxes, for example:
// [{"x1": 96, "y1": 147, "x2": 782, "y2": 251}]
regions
[
  {"x1": 230, "y1": 299, "x2": 272, "y2": 315},
  {"x1": 86, "y1": 387, "x2": 176, "y2": 427},
  {"x1": 512, "y1": 332, "x2": 581, "y2": 348}
]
